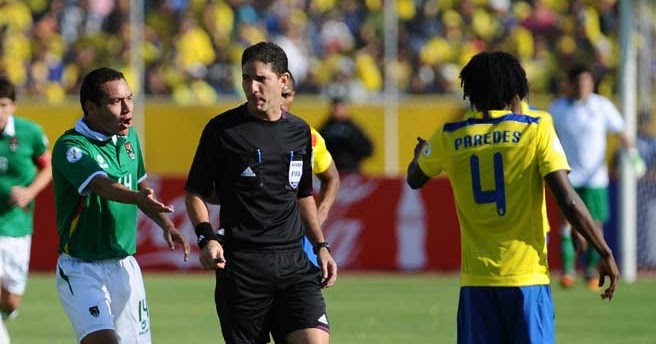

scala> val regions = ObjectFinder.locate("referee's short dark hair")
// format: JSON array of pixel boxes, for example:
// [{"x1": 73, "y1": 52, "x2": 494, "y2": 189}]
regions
[
  {"x1": 80, "y1": 67, "x2": 125, "y2": 116},
  {"x1": 241, "y1": 42, "x2": 289, "y2": 76},
  {"x1": 460, "y1": 51, "x2": 528, "y2": 112}
]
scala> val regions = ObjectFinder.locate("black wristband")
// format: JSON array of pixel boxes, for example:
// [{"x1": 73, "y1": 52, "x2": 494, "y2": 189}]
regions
[
  {"x1": 313, "y1": 242, "x2": 331, "y2": 254},
  {"x1": 195, "y1": 222, "x2": 219, "y2": 249}
]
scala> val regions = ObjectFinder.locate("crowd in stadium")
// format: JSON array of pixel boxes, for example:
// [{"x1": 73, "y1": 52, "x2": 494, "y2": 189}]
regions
[{"x1": 0, "y1": 0, "x2": 623, "y2": 104}]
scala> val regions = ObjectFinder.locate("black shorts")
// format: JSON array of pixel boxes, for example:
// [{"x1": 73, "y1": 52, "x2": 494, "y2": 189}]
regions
[{"x1": 215, "y1": 247, "x2": 330, "y2": 344}]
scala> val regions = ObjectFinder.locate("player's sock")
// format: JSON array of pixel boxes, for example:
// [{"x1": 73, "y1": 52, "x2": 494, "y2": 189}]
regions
[
  {"x1": 0, "y1": 317, "x2": 10, "y2": 344},
  {"x1": 560, "y1": 232, "x2": 576, "y2": 276},
  {"x1": 584, "y1": 247, "x2": 601, "y2": 280}
]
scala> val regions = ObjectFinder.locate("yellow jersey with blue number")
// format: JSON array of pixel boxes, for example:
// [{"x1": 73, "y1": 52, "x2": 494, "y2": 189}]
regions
[
  {"x1": 311, "y1": 127, "x2": 333, "y2": 174},
  {"x1": 418, "y1": 110, "x2": 569, "y2": 286}
]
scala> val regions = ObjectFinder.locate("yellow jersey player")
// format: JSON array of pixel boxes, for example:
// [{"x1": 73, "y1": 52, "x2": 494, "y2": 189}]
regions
[{"x1": 407, "y1": 51, "x2": 619, "y2": 344}]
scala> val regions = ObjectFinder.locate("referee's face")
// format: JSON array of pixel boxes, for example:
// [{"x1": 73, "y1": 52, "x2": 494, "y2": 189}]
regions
[{"x1": 242, "y1": 60, "x2": 285, "y2": 120}]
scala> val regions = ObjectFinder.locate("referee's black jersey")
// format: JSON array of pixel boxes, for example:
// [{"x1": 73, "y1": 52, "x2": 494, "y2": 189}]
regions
[{"x1": 185, "y1": 103, "x2": 314, "y2": 250}]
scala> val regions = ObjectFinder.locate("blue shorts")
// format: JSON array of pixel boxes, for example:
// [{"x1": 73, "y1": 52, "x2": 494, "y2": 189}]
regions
[
  {"x1": 457, "y1": 285, "x2": 554, "y2": 344},
  {"x1": 302, "y1": 236, "x2": 319, "y2": 267}
]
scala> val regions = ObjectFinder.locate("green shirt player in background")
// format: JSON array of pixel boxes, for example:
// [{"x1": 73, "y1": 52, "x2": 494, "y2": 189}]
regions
[
  {"x1": 407, "y1": 51, "x2": 620, "y2": 344},
  {"x1": 0, "y1": 76, "x2": 52, "y2": 344},
  {"x1": 52, "y1": 67, "x2": 190, "y2": 344}
]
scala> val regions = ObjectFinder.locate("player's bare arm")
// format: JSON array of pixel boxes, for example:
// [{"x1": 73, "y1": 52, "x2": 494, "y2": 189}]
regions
[
  {"x1": 298, "y1": 195, "x2": 337, "y2": 287},
  {"x1": 315, "y1": 162, "x2": 340, "y2": 226},
  {"x1": 407, "y1": 137, "x2": 431, "y2": 189},
  {"x1": 545, "y1": 170, "x2": 620, "y2": 300},
  {"x1": 9, "y1": 154, "x2": 52, "y2": 207},
  {"x1": 185, "y1": 191, "x2": 225, "y2": 269},
  {"x1": 86, "y1": 175, "x2": 173, "y2": 213}
]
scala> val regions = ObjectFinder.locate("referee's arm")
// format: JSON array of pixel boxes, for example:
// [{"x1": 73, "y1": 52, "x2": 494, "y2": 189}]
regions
[{"x1": 185, "y1": 191, "x2": 225, "y2": 269}]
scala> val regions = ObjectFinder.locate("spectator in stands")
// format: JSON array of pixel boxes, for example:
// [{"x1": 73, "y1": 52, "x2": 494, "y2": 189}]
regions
[
  {"x1": 319, "y1": 96, "x2": 373, "y2": 174},
  {"x1": 0, "y1": 0, "x2": 636, "y2": 102}
]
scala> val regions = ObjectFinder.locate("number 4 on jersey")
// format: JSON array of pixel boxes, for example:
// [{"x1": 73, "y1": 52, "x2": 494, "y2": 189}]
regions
[{"x1": 470, "y1": 153, "x2": 506, "y2": 216}]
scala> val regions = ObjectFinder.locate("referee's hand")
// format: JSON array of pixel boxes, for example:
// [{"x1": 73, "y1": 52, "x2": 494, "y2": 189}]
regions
[
  {"x1": 318, "y1": 249, "x2": 337, "y2": 288},
  {"x1": 200, "y1": 240, "x2": 226, "y2": 270}
]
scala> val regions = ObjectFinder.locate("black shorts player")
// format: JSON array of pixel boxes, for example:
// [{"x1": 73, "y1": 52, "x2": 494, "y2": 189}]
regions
[{"x1": 185, "y1": 42, "x2": 337, "y2": 344}]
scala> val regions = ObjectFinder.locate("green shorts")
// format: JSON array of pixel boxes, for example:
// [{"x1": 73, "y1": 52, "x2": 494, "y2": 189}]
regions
[{"x1": 574, "y1": 187, "x2": 610, "y2": 223}]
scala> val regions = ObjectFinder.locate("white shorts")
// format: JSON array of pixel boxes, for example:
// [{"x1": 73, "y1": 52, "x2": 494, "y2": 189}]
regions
[
  {"x1": 0, "y1": 235, "x2": 31, "y2": 295},
  {"x1": 56, "y1": 254, "x2": 151, "y2": 344}
]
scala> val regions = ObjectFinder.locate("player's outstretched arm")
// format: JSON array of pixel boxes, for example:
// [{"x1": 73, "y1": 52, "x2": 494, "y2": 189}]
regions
[
  {"x1": 545, "y1": 170, "x2": 620, "y2": 300},
  {"x1": 87, "y1": 175, "x2": 173, "y2": 212},
  {"x1": 138, "y1": 181, "x2": 190, "y2": 261}
]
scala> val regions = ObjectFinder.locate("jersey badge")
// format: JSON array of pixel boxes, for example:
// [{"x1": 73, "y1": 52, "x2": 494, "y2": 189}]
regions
[
  {"x1": 89, "y1": 305, "x2": 100, "y2": 317},
  {"x1": 289, "y1": 160, "x2": 303, "y2": 188},
  {"x1": 66, "y1": 146, "x2": 83, "y2": 163},
  {"x1": 8, "y1": 137, "x2": 18, "y2": 152},
  {"x1": 124, "y1": 141, "x2": 136, "y2": 160},
  {"x1": 96, "y1": 155, "x2": 109, "y2": 169},
  {"x1": 240, "y1": 166, "x2": 256, "y2": 177},
  {"x1": 422, "y1": 142, "x2": 432, "y2": 156}
]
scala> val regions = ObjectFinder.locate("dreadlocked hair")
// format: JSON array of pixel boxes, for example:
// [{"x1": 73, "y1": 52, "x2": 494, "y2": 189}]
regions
[{"x1": 459, "y1": 51, "x2": 528, "y2": 112}]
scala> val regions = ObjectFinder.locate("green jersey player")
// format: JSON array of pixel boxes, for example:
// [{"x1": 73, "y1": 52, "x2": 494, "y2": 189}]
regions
[
  {"x1": 0, "y1": 76, "x2": 52, "y2": 343},
  {"x1": 52, "y1": 67, "x2": 190, "y2": 344}
]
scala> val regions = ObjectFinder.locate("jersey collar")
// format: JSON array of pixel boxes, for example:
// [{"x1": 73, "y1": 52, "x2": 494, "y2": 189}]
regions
[
  {"x1": 1, "y1": 115, "x2": 15, "y2": 137},
  {"x1": 75, "y1": 117, "x2": 116, "y2": 142},
  {"x1": 468, "y1": 110, "x2": 514, "y2": 119}
]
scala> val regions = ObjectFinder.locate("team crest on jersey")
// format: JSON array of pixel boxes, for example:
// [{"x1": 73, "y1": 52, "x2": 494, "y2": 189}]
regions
[
  {"x1": 89, "y1": 305, "x2": 100, "y2": 317},
  {"x1": 66, "y1": 146, "x2": 83, "y2": 163},
  {"x1": 96, "y1": 155, "x2": 109, "y2": 169},
  {"x1": 125, "y1": 142, "x2": 136, "y2": 160},
  {"x1": 422, "y1": 142, "x2": 432, "y2": 156},
  {"x1": 8, "y1": 137, "x2": 18, "y2": 152}
]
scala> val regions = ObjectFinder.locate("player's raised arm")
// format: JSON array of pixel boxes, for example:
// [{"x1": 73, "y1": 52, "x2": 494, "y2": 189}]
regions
[{"x1": 407, "y1": 137, "x2": 431, "y2": 189}]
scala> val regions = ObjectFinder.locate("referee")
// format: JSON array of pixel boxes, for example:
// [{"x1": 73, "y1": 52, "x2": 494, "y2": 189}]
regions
[{"x1": 185, "y1": 42, "x2": 337, "y2": 344}]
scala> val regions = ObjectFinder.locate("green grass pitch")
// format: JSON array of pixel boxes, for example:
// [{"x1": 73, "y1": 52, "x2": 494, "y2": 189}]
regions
[{"x1": 7, "y1": 272, "x2": 656, "y2": 343}]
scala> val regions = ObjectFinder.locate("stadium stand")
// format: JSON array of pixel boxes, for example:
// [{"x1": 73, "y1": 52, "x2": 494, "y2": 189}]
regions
[{"x1": 0, "y1": 0, "x2": 625, "y2": 104}]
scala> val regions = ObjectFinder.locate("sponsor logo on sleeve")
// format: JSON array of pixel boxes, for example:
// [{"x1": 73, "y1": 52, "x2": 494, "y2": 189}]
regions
[{"x1": 66, "y1": 147, "x2": 83, "y2": 163}]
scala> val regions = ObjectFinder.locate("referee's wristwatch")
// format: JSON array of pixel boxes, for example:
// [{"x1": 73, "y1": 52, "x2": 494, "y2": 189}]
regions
[{"x1": 313, "y1": 242, "x2": 331, "y2": 254}]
